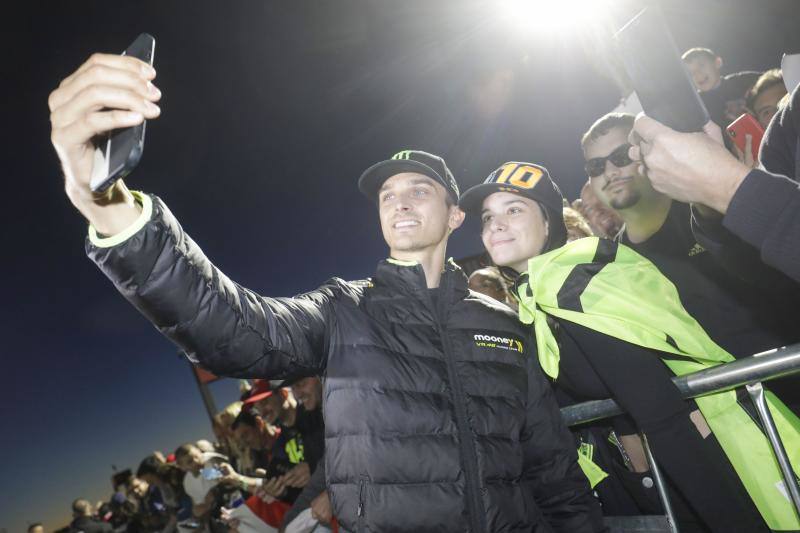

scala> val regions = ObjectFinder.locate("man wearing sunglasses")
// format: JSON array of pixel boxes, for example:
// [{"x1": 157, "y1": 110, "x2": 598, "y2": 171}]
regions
[
  {"x1": 580, "y1": 112, "x2": 800, "y2": 409},
  {"x1": 582, "y1": 113, "x2": 672, "y2": 245}
]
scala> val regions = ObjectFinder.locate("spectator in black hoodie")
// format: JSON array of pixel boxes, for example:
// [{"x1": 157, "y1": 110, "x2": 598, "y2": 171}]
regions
[{"x1": 682, "y1": 47, "x2": 761, "y2": 129}]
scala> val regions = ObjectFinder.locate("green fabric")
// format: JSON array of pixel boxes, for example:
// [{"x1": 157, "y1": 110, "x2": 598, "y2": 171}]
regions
[
  {"x1": 516, "y1": 237, "x2": 800, "y2": 530},
  {"x1": 386, "y1": 257, "x2": 418, "y2": 266},
  {"x1": 577, "y1": 442, "x2": 608, "y2": 489},
  {"x1": 88, "y1": 191, "x2": 152, "y2": 248}
]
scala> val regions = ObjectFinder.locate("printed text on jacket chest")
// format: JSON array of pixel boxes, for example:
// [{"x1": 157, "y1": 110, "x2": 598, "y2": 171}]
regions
[{"x1": 473, "y1": 332, "x2": 524, "y2": 354}]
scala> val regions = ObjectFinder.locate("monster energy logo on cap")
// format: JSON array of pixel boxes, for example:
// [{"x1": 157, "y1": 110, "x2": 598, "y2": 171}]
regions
[{"x1": 358, "y1": 149, "x2": 460, "y2": 202}]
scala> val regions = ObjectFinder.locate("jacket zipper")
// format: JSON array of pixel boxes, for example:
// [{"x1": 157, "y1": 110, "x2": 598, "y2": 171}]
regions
[
  {"x1": 357, "y1": 476, "x2": 366, "y2": 531},
  {"x1": 357, "y1": 478, "x2": 365, "y2": 517},
  {"x1": 432, "y1": 272, "x2": 486, "y2": 533}
]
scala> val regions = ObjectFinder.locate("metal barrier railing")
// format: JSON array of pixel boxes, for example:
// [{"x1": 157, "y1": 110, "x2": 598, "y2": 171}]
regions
[{"x1": 560, "y1": 343, "x2": 800, "y2": 533}]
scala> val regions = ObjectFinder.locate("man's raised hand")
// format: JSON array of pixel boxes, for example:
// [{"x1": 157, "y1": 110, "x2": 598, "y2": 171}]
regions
[
  {"x1": 628, "y1": 113, "x2": 750, "y2": 214},
  {"x1": 49, "y1": 53, "x2": 161, "y2": 234}
]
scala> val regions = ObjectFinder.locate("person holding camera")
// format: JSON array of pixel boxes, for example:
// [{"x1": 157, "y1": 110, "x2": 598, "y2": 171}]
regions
[
  {"x1": 48, "y1": 52, "x2": 602, "y2": 533},
  {"x1": 627, "y1": 84, "x2": 800, "y2": 284}
]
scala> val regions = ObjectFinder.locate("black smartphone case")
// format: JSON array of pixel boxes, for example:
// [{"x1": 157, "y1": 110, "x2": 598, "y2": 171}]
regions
[
  {"x1": 615, "y1": 8, "x2": 709, "y2": 133},
  {"x1": 90, "y1": 33, "x2": 155, "y2": 192}
]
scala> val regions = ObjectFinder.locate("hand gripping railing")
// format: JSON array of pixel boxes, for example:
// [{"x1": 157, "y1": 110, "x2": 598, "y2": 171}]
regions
[{"x1": 560, "y1": 343, "x2": 800, "y2": 532}]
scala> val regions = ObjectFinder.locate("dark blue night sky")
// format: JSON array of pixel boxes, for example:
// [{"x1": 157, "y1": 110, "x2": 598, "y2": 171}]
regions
[{"x1": 5, "y1": 0, "x2": 799, "y2": 529}]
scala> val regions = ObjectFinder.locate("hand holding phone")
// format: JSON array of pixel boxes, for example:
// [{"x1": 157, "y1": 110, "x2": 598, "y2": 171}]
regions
[
  {"x1": 201, "y1": 466, "x2": 223, "y2": 480},
  {"x1": 615, "y1": 8, "x2": 709, "y2": 132},
  {"x1": 90, "y1": 33, "x2": 156, "y2": 193},
  {"x1": 49, "y1": 35, "x2": 160, "y2": 235}
]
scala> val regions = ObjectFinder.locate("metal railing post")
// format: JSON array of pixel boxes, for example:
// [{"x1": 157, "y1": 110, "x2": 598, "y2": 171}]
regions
[
  {"x1": 641, "y1": 434, "x2": 679, "y2": 533},
  {"x1": 745, "y1": 381, "x2": 800, "y2": 519},
  {"x1": 560, "y1": 343, "x2": 800, "y2": 523}
]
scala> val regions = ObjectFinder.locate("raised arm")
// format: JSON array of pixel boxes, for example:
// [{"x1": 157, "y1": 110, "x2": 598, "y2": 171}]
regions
[
  {"x1": 85, "y1": 193, "x2": 334, "y2": 377},
  {"x1": 49, "y1": 52, "x2": 161, "y2": 234},
  {"x1": 629, "y1": 113, "x2": 800, "y2": 285},
  {"x1": 51, "y1": 52, "x2": 335, "y2": 378}
]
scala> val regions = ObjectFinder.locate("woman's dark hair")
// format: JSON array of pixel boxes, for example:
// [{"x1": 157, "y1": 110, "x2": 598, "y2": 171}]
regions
[
  {"x1": 231, "y1": 407, "x2": 259, "y2": 431},
  {"x1": 746, "y1": 68, "x2": 784, "y2": 113},
  {"x1": 136, "y1": 454, "x2": 164, "y2": 478},
  {"x1": 174, "y1": 442, "x2": 198, "y2": 459},
  {"x1": 137, "y1": 453, "x2": 185, "y2": 493}
]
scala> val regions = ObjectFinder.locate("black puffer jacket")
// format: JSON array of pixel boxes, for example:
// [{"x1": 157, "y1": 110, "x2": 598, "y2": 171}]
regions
[{"x1": 87, "y1": 195, "x2": 602, "y2": 533}]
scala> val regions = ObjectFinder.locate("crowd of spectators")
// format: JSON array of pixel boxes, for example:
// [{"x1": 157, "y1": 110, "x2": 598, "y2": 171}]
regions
[{"x1": 34, "y1": 378, "x2": 328, "y2": 533}]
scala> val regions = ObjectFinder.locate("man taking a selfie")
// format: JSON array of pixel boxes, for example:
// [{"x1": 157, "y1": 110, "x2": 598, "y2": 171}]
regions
[{"x1": 48, "y1": 52, "x2": 602, "y2": 533}]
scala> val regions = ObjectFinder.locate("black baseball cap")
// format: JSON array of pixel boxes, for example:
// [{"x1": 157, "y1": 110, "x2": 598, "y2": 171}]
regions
[
  {"x1": 460, "y1": 162, "x2": 567, "y2": 253},
  {"x1": 358, "y1": 150, "x2": 460, "y2": 204}
]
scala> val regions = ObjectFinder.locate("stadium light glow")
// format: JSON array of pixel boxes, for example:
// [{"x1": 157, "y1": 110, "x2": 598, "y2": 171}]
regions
[{"x1": 497, "y1": 0, "x2": 607, "y2": 34}]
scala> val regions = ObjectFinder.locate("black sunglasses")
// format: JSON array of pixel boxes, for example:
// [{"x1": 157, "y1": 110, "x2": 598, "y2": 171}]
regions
[{"x1": 585, "y1": 143, "x2": 634, "y2": 178}]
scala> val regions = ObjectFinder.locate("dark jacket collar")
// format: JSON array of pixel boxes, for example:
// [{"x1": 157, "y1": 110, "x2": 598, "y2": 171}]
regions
[
  {"x1": 372, "y1": 258, "x2": 469, "y2": 304},
  {"x1": 71, "y1": 515, "x2": 101, "y2": 528}
]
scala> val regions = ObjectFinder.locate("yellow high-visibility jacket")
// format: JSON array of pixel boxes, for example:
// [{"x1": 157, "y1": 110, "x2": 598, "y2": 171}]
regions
[{"x1": 515, "y1": 237, "x2": 800, "y2": 530}]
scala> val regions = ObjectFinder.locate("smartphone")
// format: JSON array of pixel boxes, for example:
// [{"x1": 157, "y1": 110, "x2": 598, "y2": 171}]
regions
[
  {"x1": 615, "y1": 8, "x2": 710, "y2": 133},
  {"x1": 727, "y1": 113, "x2": 764, "y2": 162},
  {"x1": 89, "y1": 33, "x2": 156, "y2": 193},
  {"x1": 201, "y1": 466, "x2": 223, "y2": 480}
]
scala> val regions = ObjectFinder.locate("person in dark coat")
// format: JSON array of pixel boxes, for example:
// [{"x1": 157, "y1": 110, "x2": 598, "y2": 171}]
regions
[
  {"x1": 69, "y1": 499, "x2": 112, "y2": 533},
  {"x1": 48, "y1": 51, "x2": 604, "y2": 533}
]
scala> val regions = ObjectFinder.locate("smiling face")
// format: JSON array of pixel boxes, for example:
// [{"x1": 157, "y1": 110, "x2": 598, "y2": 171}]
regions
[
  {"x1": 291, "y1": 377, "x2": 322, "y2": 411},
  {"x1": 378, "y1": 172, "x2": 464, "y2": 259},
  {"x1": 584, "y1": 127, "x2": 656, "y2": 212},
  {"x1": 254, "y1": 393, "x2": 284, "y2": 425},
  {"x1": 480, "y1": 192, "x2": 548, "y2": 274},
  {"x1": 685, "y1": 56, "x2": 722, "y2": 93}
]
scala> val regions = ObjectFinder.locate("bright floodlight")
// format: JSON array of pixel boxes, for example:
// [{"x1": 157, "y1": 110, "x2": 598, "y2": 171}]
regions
[{"x1": 497, "y1": 0, "x2": 604, "y2": 33}]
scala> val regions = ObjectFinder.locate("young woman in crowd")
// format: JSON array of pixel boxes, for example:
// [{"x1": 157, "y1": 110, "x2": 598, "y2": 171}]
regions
[{"x1": 459, "y1": 161, "x2": 800, "y2": 532}]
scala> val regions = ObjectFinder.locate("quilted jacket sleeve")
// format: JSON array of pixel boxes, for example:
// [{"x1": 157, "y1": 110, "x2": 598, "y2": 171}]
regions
[
  {"x1": 521, "y1": 346, "x2": 605, "y2": 533},
  {"x1": 85, "y1": 194, "x2": 335, "y2": 378},
  {"x1": 721, "y1": 169, "x2": 800, "y2": 284},
  {"x1": 690, "y1": 183, "x2": 800, "y2": 293}
]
